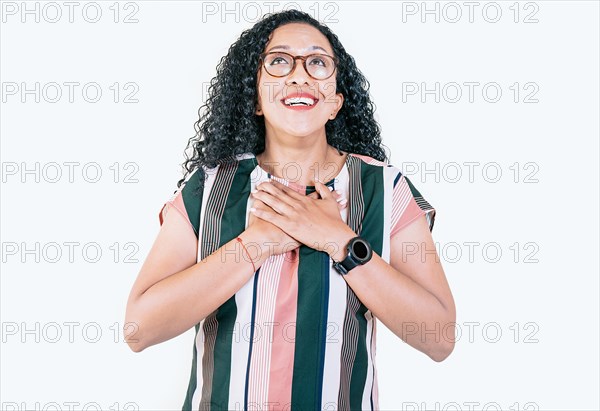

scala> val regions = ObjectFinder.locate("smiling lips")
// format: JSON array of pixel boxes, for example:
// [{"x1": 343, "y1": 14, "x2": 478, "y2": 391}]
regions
[{"x1": 281, "y1": 92, "x2": 319, "y2": 111}]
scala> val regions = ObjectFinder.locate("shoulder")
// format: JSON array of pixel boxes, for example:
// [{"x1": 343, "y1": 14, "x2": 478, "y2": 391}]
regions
[
  {"x1": 348, "y1": 153, "x2": 437, "y2": 232},
  {"x1": 159, "y1": 167, "x2": 204, "y2": 236},
  {"x1": 349, "y1": 153, "x2": 391, "y2": 168},
  {"x1": 348, "y1": 152, "x2": 403, "y2": 185},
  {"x1": 199, "y1": 153, "x2": 257, "y2": 182}
]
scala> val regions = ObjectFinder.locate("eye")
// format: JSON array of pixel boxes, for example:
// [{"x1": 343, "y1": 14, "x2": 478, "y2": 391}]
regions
[
  {"x1": 308, "y1": 55, "x2": 335, "y2": 68},
  {"x1": 271, "y1": 57, "x2": 289, "y2": 65},
  {"x1": 308, "y1": 57, "x2": 327, "y2": 67},
  {"x1": 266, "y1": 53, "x2": 292, "y2": 66}
]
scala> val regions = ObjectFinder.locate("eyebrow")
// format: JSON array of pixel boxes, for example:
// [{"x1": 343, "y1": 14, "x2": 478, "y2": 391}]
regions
[{"x1": 266, "y1": 45, "x2": 330, "y2": 54}]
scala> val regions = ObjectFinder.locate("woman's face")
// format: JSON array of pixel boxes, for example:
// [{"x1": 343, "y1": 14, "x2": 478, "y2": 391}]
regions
[{"x1": 256, "y1": 23, "x2": 344, "y2": 138}]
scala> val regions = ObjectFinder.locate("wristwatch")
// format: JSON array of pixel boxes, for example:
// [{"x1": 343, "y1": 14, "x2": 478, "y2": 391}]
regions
[{"x1": 332, "y1": 236, "x2": 373, "y2": 275}]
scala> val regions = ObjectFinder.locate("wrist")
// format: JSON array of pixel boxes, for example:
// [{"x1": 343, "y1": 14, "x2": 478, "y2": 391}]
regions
[
  {"x1": 331, "y1": 235, "x2": 374, "y2": 276},
  {"x1": 238, "y1": 227, "x2": 273, "y2": 266},
  {"x1": 329, "y1": 230, "x2": 357, "y2": 263}
]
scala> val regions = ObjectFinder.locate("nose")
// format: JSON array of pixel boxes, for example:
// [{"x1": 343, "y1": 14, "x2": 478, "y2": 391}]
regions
[{"x1": 286, "y1": 57, "x2": 310, "y2": 84}]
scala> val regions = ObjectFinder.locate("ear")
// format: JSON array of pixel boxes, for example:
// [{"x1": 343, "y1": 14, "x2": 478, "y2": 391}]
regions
[
  {"x1": 329, "y1": 93, "x2": 344, "y2": 120},
  {"x1": 255, "y1": 70, "x2": 264, "y2": 116}
]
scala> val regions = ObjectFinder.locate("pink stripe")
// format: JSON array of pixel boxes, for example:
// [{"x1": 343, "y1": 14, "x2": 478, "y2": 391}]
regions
[
  {"x1": 267, "y1": 248, "x2": 299, "y2": 409},
  {"x1": 159, "y1": 190, "x2": 190, "y2": 227},
  {"x1": 390, "y1": 176, "x2": 413, "y2": 236},
  {"x1": 391, "y1": 199, "x2": 424, "y2": 237},
  {"x1": 248, "y1": 255, "x2": 282, "y2": 404}
]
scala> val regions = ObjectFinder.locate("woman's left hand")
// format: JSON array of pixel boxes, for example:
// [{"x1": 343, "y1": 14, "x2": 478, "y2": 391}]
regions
[{"x1": 250, "y1": 178, "x2": 356, "y2": 256}]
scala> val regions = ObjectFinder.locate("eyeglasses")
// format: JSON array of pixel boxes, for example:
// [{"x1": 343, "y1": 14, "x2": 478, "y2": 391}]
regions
[{"x1": 259, "y1": 51, "x2": 338, "y2": 80}]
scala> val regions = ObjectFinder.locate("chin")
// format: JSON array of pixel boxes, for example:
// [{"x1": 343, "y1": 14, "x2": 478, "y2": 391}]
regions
[
  {"x1": 282, "y1": 117, "x2": 329, "y2": 136},
  {"x1": 283, "y1": 125, "x2": 324, "y2": 137},
  {"x1": 264, "y1": 112, "x2": 329, "y2": 137}
]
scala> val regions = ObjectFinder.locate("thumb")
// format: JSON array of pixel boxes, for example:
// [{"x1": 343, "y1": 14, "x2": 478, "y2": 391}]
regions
[{"x1": 314, "y1": 178, "x2": 332, "y2": 199}]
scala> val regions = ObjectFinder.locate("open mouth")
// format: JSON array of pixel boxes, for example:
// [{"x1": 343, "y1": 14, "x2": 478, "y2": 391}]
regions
[{"x1": 282, "y1": 96, "x2": 318, "y2": 107}]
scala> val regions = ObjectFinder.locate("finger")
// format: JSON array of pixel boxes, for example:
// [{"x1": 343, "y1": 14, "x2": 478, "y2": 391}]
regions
[
  {"x1": 314, "y1": 178, "x2": 333, "y2": 200},
  {"x1": 256, "y1": 179, "x2": 303, "y2": 209},
  {"x1": 331, "y1": 190, "x2": 345, "y2": 199},
  {"x1": 251, "y1": 190, "x2": 294, "y2": 215},
  {"x1": 251, "y1": 197, "x2": 270, "y2": 211},
  {"x1": 250, "y1": 205, "x2": 285, "y2": 227}
]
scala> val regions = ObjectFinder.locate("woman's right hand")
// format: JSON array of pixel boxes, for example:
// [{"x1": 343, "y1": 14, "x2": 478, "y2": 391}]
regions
[{"x1": 247, "y1": 186, "x2": 347, "y2": 258}]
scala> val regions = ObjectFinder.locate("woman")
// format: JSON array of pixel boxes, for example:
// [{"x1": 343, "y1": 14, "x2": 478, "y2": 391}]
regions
[{"x1": 125, "y1": 9, "x2": 455, "y2": 410}]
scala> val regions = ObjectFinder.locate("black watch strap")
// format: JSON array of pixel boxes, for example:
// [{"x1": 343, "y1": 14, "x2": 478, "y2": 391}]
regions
[{"x1": 332, "y1": 236, "x2": 372, "y2": 275}]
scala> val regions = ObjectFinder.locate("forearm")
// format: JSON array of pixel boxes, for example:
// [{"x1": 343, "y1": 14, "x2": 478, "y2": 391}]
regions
[
  {"x1": 342, "y1": 251, "x2": 454, "y2": 360},
  {"x1": 125, "y1": 229, "x2": 270, "y2": 352},
  {"x1": 330, "y1": 230, "x2": 454, "y2": 361}
]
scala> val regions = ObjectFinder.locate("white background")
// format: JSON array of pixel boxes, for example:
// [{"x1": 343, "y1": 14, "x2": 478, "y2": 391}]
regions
[{"x1": 1, "y1": 1, "x2": 599, "y2": 410}]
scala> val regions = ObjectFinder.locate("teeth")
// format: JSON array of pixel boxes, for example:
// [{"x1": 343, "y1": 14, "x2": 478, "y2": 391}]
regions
[{"x1": 284, "y1": 96, "x2": 316, "y2": 106}]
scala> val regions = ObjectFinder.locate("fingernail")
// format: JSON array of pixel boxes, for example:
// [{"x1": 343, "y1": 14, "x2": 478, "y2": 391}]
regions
[
  {"x1": 340, "y1": 198, "x2": 347, "y2": 204},
  {"x1": 335, "y1": 190, "x2": 342, "y2": 195},
  {"x1": 251, "y1": 189, "x2": 257, "y2": 194},
  {"x1": 328, "y1": 186, "x2": 334, "y2": 191}
]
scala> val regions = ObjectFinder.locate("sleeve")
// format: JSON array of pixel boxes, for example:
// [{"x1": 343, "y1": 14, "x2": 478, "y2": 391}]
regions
[
  {"x1": 158, "y1": 189, "x2": 191, "y2": 227},
  {"x1": 390, "y1": 172, "x2": 436, "y2": 238},
  {"x1": 158, "y1": 169, "x2": 203, "y2": 238}
]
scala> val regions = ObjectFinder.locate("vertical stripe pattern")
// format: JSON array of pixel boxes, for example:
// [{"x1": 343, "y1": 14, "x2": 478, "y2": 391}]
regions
[{"x1": 161, "y1": 152, "x2": 437, "y2": 410}]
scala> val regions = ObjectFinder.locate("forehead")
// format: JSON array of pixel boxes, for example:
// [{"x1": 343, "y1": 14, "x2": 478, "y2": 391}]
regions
[{"x1": 265, "y1": 23, "x2": 333, "y2": 55}]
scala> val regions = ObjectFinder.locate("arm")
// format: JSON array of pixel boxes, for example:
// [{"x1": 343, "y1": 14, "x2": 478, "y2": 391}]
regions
[
  {"x1": 249, "y1": 177, "x2": 455, "y2": 361},
  {"x1": 329, "y1": 214, "x2": 456, "y2": 362},
  {"x1": 123, "y1": 204, "x2": 271, "y2": 353}
]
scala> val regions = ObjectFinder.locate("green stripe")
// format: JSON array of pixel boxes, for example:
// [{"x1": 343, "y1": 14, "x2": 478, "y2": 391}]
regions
[
  {"x1": 404, "y1": 175, "x2": 435, "y2": 231},
  {"x1": 404, "y1": 175, "x2": 422, "y2": 198},
  {"x1": 210, "y1": 159, "x2": 256, "y2": 408},
  {"x1": 181, "y1": 169, "x2": 204, "y2": 238},
  {"x1": 350, "y1": 160, "x2": 384, "y2": 409},
  {"x1": 291, "y1": 244, "x2": 328, "y2": 408},
  {"x1": 358, "y1": 161, "x2": 384, "y2": 255},
  {"x1": 182, "y1": 324, "x2": 200, "y2": 410},
  {"x1": 350, "y1": 304, "x2": 369, "y2": 409}
]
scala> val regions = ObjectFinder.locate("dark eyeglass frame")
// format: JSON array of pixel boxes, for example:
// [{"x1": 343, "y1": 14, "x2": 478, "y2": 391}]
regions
[{"x1": 258, "y1": 51, "x2": 338, "y2": 80}]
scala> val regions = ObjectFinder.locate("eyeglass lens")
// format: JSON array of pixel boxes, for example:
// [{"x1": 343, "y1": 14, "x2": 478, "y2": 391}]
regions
[{"x1": 262, "y1": 52, "x2": 335, "y2": 79}]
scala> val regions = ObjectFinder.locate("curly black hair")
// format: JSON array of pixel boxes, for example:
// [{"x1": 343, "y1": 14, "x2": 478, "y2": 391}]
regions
[{"x1": 177, "y1": 9, "x2": 389, "y2": 190}]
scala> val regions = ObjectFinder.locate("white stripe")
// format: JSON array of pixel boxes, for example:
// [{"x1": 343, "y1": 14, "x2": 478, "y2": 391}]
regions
[
  {"x1": 191, "y1": 319, "x2": 206, "y2": 410},
  {"x1": 228, "y1": 275, "x2": 256, "y2": 409},
  {"x1": 321, "y1": 164, "x2": 350, "y2": 408},
  {"x1": 372, "y1": 318, "x2": 380, "y2": 408},
  {"x1": 382, "y1": 166, "x2": 397, "y2": 263},
  {"x1": 362, "y1": 311, "x2": 375, "y2": 410}
]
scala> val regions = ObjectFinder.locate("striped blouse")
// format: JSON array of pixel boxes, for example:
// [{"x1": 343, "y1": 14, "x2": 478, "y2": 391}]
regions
[{"x1": 159, "y1": 152, "x2": 436, "y2": 411}]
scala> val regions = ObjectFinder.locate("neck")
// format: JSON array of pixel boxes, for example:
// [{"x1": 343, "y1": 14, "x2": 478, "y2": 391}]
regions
[{"x1": 256, "y1": 130, "x2": 345, "y2": 186}]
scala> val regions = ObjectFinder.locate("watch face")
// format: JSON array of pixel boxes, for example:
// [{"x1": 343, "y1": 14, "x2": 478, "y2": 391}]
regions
[
  {"x1": 351, "y1": 237, "x2": 372, "y2": 263},
  {"x1": 352, "y1": 240, "x2": 369, "y2": 259}
]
